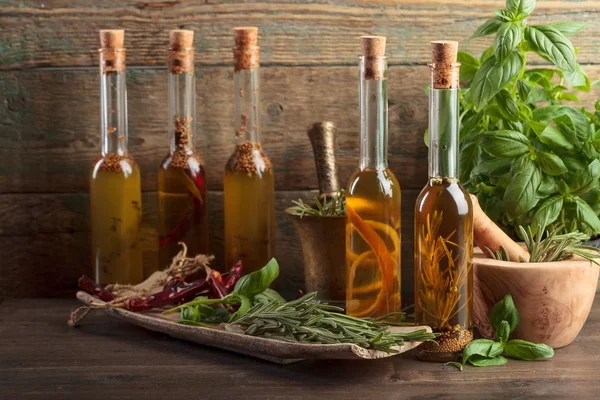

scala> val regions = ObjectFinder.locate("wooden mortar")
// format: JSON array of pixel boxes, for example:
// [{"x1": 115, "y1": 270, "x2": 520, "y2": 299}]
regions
[
  {"x1": 285, "y1": 122, "x2": 345, "y2": 305},
  {"x1": 473, "y1": 247, "x2": 599, "y2": 348}
]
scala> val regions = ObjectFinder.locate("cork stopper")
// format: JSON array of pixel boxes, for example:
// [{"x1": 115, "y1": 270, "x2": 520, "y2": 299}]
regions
[
  {"x1": 360, "y1": 36, "x2": 386, "y2": 80},
  {"x1": 307, "y1": 122, "x2": 340, "y2": 198},
  {"x1": 169, "y1": 29, "x2": 194, "y2": 74},
  {"x1": 99, "y1": 30, "x2": 125, "y2": 73},
  {"x1": 233, "y1": 27, "x2": 259, "y2": 71},
  {"x1": 430, "y1": 40, "x2": 460, "y2": 89}
]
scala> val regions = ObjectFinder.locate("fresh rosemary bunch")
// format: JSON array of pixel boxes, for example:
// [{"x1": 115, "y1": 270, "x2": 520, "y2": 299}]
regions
[
  {"x1": 289, "y1": 190, "x2": 346, "y2": 217},
  {"x1": 486, "y1": 224, "x2": 600, "y2": 264},
  {"x1": 223, "y1": 292, "x2": 436, "y2": 353}
]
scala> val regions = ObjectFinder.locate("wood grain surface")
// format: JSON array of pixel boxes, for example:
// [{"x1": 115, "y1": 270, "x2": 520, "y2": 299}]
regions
[
  {"x1": 1, "y1": 0, "x2": 600, "y2": 297},
  {"x1": 0, "y1": 296, "x2": 598, "y2": 399}
]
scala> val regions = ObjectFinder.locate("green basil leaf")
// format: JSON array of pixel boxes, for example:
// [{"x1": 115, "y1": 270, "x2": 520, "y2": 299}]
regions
[
  {"x1": 525, "y1": 25, "x2": 577, "y2": 72},
  {"x1": 253, "y1": 288, "x2": 286, "y2": 304},
  {"x1": 558, "y1": 92, "x2": 580, "y2": 102},
  {"x1": 504, "y1": 156, "x2": 542, "y2": 220},
  {"x1": 472, "y1": 17, "x2": 504, "y2": 39},
  {"x1": 458, "y1": 51, "x2": 480, "y2": 82},
  {"x1": 570, "y1": 159, "x2": 600, "y2": 196},
  {"x1": 559, "y1": 179, "x2": 571, "y2": 196},
  {"x1": 533, "y1": 106, "x2": 590, "y2": 142},
  {"x1": 504, "y1": 339, "x2": 554, "y2": 360},
  {"x1": 562, "y1": 155, "x2": 586, "y2": 172},
  {"x1": 471, "y1": 53, "x2": 523, "y2": 110},
  {"x1": 462, "y1": 339, "x2": 505, "y2": 365},
  {"x1": 496, "y1": 320, "x2": 511, "y2": 343},
  {"x1": 536, "y1": 151, "x2": 568, "y2": 176},
  {"x1": 517, "y1": 80, "x2": 532, "y2": 101},
  {"x1": 479, "y1": 130, "x2": 530, "y2": 158},
  {"x1": 229, "y1": 294, "x2": 251, "y2": 321},
  {"x1": 471, "y1": 158, "x2": 514, "y2": 179},
  {"x1": 495, "y1": 22, "x2": 522, "y2": 64},
  {"x1": 468, "y1": 355, "x2": 509, "y2": 367},
  {"x1": 537, "y1": 124, "x2": 575, "y2": 152},
  {"x1": 563, "y1": 64, "x2": 590, "y2": 92},
  {"x1": 460, "y1": 140, "x2": 481, "y2": 184},
  {"x1": 507, "y1": 0, "x2": 536, "y2": 15},
  {"x1": 538, "y1": 175, "x2": 558, "y2": 195},
  {"x1": 480, "y1": 46, "x2": 495, "y2": 63},
  {"x1": 180, "y1": 306, "x2": 201, "y2": 323},
  {"x1": 495, "y1": 9, "x2": 516, "y2": 22},
  {"x1": 574, "y1": 197, "x2": 600, "y2": 233},
  {"x1": 531, "y1": 195, "x2": 563, "y2": 230},
  {"x1": 233, "y1": 258, "x2": 279, "y2": 297},
  {"x1": 490, "y1": 293, "x2": 520, "y2": 334},
  {"x1": 549, "y1": 21, "x2": 587, "y2": 36},
  {"x1": 495, "y1": 89, "x2": 520, "y2": 121}
]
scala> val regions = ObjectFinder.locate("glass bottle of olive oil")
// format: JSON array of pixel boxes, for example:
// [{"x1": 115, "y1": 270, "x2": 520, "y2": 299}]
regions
[
  {"x1": 90, "y1": 30, "x2": 143, "y2": 285},
  {"x1": 158, "y1": 30, "x2": 209, "y2": 269},
  {"x1": 224, "y1": 27, "x2": 275, "y2": 274},
  {"x1": 346, "y1": 36, "x2": 401, "y2": 318},
  {"x1": 414, "y1": 41, "x2": 474, "y2": 362}
]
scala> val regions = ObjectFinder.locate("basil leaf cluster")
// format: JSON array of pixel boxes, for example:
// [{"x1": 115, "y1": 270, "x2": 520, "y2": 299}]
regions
[
  {"x1": 453, "y1": 0, "x2": 600, "y2": 238},
  {"x1": 462, "y1": 294, "x2": 554, "y2": 367}
]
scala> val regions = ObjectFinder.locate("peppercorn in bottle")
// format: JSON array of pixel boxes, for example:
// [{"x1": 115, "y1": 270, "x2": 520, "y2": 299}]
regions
[
  {"x1": 158, "y1": 30, "x2": 209, "y2": 269},
  {"x1": 414, "y1": 41, "x2": 474, "y2": 362},
  {"x1": 345, "y1": 36, "x2": 402, "y2": 318},
  {"x1": 90, "y1": 30, "x2": 143, "y2": 285},
  {"x1": 224, "y1": 27, "x2": 275, "y2": 274}
]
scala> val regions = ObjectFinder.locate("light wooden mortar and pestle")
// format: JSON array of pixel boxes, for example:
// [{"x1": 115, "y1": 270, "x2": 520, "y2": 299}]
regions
[
  {"x1": 470, "y1": 194, "x2": 599, "y2": 348},
  {"x1": 285, "y1": 122, "x2": 346, "y2": 306}
]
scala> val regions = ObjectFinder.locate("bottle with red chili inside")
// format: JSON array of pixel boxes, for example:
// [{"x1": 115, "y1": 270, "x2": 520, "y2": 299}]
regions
[
  {"x1": 345, "y1": 36, "x2": 401, "y2": 318},
  {"x1": 224, "y1": 27, "x2": 275, "y2": 274},
  {"x1": 158, "y1": 30, "x2": 209, "y2": 269}
]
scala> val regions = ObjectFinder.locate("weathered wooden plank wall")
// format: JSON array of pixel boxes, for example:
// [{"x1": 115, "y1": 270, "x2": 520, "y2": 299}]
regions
[{"x1": 1, "y1": 0, "x2": 599, "y2": 297}]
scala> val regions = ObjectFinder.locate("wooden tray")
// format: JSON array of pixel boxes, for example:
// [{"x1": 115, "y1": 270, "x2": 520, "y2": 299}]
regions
[{"x1": 76, "y1": 291, "x2": 431, "y2": 364}]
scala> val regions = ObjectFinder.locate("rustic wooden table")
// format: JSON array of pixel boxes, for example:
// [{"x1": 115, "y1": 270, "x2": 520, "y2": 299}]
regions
[{"x1": 1, "y1": 296, "x2": 598, "y2": 400}]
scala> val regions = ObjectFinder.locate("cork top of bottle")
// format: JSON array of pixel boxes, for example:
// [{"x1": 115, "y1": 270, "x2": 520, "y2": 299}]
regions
[
  {"x1": 234, "y1": 27, "x2": 259, "y2": 48},
  {"x1": 429, "y1": 40, "x2": 460, "y2": 89},
  {"x1": 170, "y1": 29, "x2": 194, "y2": 50},
  {"x1": 431, "y1": 40, "x2": 458, "y2": 64},
  {"x1": 99, "y1": 30, "x2": 124, "y2": 49},
  {"x1": 361, "y1": 36, "x2": 386, "y2": 57}
]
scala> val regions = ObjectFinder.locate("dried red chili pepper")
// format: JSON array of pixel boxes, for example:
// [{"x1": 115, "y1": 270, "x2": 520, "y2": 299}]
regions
[
  {"x1": 127, "y1": 280, "x2": 212, "y2": 312},
  {"x1": 209, "y1": 270, "x2": 229, "y2": 299},
  {"x1": 78, "y1": 275, "x2": 115, "y2": 302},
  {"x1": 221, "y1": 261, "x2": 242, "y2": 291}
]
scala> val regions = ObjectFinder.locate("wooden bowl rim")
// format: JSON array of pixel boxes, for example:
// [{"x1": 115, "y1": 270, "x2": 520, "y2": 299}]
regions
[
  {"x1": 473, "y1": 249, "x2": 597, "y2": 270},
  {"x1": 284, "y1": 207, "x2": 346, "y2": 220}
]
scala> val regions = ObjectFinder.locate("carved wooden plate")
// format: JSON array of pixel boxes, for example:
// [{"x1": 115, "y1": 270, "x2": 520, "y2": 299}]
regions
[{"x1": 76, "y1": 291, "x2": 431, "y2": 364}]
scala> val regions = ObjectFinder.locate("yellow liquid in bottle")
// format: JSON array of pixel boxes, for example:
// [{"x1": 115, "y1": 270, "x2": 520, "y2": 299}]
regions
[
  {"x1": 346, "y1": 168, "x2": 401, "y2": 318},
  {"x1": 90, "y1": 155, "x2": 143, "y2": 285},
  {"x1": 414, "y1": 178, "x2": 473, "y2": 361},
  {"x1": 224, "y1": 169, "x2": 275, "y2": 273},
  {"x1": 158, "y1": 154, "x2": 209, "y2": 269}
]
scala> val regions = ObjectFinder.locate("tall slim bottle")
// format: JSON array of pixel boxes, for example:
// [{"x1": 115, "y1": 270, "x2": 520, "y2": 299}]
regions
[
  {"x1": 158, "y1": 30, "x2": 209, "y2": 268},
  {"x1": 90, "y1": 30, "x2": 143, "y2": 285},
  {"x1": 346, "y1": 36, "x2": 401, "y2": 318},
  {"x1": 414, "y1": 41, "x2": 474, "y2": 362},
  {"x1": 224, "y1": 27, "x2": 275, "y2": 273}
]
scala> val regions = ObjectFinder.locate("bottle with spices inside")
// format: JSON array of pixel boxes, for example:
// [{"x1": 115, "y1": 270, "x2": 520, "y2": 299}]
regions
[
  {"x1": 414, "y1": 41, "x2": 474, "y2": 362},
  {"x1": 224, "y1": 27, "x2": 275, "y2": 274},
  {"x1": 90, "y1": 30, "x2": 143, "y2": 285},
  {"x1": 158, "y1": 30, "x2": 208, "y2": 268},
  {"x1": 346, "y1": 36, "x2": 401, "y2": 318}
]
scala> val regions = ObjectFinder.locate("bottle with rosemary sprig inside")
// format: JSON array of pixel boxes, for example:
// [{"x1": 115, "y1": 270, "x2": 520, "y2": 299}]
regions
[
  {"x1": 346, "y1": 36, "x2": 401, "y2": 318},
  {"x1": 414, "y1": 41, "x2": 474, "y2": 362},
  {"x1": 158, "y1": 30, "x2": 209, "y2": 269},
  {"x1": 90, "y1": 30, "x2": 143, "y2": 285},
  {"x1": 224, "y1": 27, "x2": 275, "y2": 274}
]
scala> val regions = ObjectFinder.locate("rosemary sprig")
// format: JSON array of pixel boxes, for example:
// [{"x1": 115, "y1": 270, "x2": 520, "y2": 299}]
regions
[
  {"x1": 223, "y1": 292, "x2": 437, "y2": 353},
  {"x1": 486, "y1": 224, "x2": 600, "y2": 265},
  {"x1": 289, "y1": 190, "x2": 346, "y2": 217}
]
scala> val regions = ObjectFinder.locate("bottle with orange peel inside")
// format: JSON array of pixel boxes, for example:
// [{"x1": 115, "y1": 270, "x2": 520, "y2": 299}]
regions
[
  {"x1": 345, "y1": 36, "x2": 402, "y2": 319},
  {"x1": 414, "y1": 41, "x2": 474, "y2": 362}
]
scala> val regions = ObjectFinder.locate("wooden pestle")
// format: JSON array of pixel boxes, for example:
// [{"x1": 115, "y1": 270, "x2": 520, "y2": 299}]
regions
[
  {"x1": 307, "y1": 122, "x2": 340, "y2": 198},
  {"x1": 470, "y1": 194, "x2": 530, "y2": 262}
]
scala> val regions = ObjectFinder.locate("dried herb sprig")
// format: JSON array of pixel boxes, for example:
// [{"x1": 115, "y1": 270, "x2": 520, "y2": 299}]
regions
[
  {"x1": 486, "y1": 224, "x2": 600, "y2": 264},
  {"x1": 289, "y1": 190, "x2": 346, "y2": 217},
  {"x1": 223, "y1": 292, "x2": 436, "y2": 353}
]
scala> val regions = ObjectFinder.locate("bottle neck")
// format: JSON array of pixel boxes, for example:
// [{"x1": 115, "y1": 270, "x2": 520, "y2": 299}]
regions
[
  {"x1": 428, "y1": 87, "x2": 459, "y2": 179},
  {"x1": 100, "y1": 69, "x2": 128, "y2": 156},
  {"x1": 168, "y1": 69, "x2": 196, "y2": 154},
  {"x1": 234, "y1": 67, "x2": 260, "y2": 143},
  {"x1": 359, "y1": 56, "x2": 388, "y2": 170}
]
